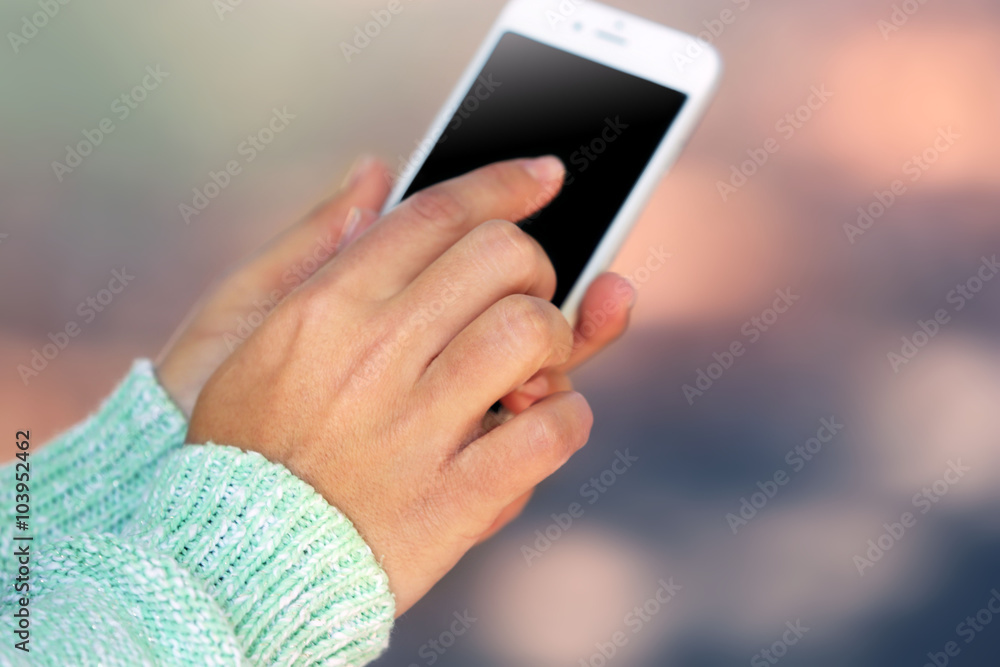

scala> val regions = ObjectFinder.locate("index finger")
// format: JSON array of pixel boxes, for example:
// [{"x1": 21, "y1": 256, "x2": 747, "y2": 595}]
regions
[{"x1": 326, "y1": 156, "x2": 565, "y2": 301}]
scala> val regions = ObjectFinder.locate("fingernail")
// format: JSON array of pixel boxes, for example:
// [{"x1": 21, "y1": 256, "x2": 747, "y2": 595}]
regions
[
  {"x1": 340, "y1": 207, "x2": 363, "y2": 248},
  {"x1": 342, "y1": 154, "x2": 378, "y2": 190},
  {"x1": 624, "y1": 277, "x2": 637, "y2": 309},
  {"x1": 519, "y1": 374, "x2": 549, "y2": 398},
  {"x1": 521, "y1": 156, "x2": 565, "y2": 186}
]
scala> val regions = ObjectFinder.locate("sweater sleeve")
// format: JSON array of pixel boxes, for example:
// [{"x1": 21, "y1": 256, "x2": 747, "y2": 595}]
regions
[
  {"x1": 0, "y1": 359, "x2": 187, "y2": 581},
  {"x1": 1, "y1": 444, "x2": 396, "y2": 666},
  {"x1": 0, "y1": 361, "x2": 395, "y2": 665}
]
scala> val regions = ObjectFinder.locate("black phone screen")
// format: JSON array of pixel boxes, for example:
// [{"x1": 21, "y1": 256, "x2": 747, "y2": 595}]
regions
[{"x1": 400, "y1": 31, "x2": 687, "y2": 307}]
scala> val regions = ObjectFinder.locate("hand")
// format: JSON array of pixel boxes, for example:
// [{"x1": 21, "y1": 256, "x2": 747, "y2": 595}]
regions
[
  {"x1": 156, "y1": 156, "x2": 391, "y2": 415},
  {"x1": 188, "y1": 157, "x2": 599, "y2": 615},
  {"x1": 155, "y1": 155, "x2": 634, "y2": 419}
]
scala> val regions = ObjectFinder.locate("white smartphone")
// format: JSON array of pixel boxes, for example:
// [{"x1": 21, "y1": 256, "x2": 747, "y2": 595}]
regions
[{"x1": 383, "y1": 0, "x2": 722, "y2": 324}]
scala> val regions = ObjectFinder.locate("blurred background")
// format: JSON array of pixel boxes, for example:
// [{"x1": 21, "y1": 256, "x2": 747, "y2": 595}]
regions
[{"x1": 3, "y1": 0, "x2": 1000, "y2": 665}]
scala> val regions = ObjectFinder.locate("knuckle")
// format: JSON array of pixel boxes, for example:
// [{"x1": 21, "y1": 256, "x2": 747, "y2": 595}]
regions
[
  {"x1": 534, "y1": 396, "x2": 593, "y2": 463},
  {"x1": 525, "y1": 405, "x2": 580, "y2": 463},
  {"x1": 526, "y1": 412, "x2": 557, "y2": 460},
  {"x1": 407, "y1": 187, "x2": 468, "y2": 230},
  {"x1": 288, "y1": 285, "x2": 330, "y2": 328},
  {"x1": 551, "y1": 313, "x2": 575, "y2": 365},
  {"x1": 496, "y1": 295, "x2": 552, "y2": 354},
  {"x1": 475, "y1": 219, "x2": 541, "y2": 277}
]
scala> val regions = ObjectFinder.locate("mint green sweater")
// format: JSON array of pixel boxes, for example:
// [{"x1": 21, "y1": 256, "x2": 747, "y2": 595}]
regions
[{"x1": 0, "y1": 360, "x2": 395, "y2": 666}]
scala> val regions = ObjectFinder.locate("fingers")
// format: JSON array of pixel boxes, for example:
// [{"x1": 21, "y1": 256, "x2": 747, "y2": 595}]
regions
[
  {"x1": 494, "y1": 273, "x2": 633, "y2": 413},
  {"x1": 244, "y1": 156, "x2": 390, "y2": 289},
  {"x1": 339, "y1": 207, "x2": 381, "y2": 248},
  {"x1": 390, "y1": 219, "x2": 558, "y2": 364},
  {"x1": 499, "y1": 371, "x2": 574, "y2": 414},
  {"x1": 328, "y1": 157, "x2": 565, "y2": 301},
  {"x1": 418, "y1": 294, "x2": 574, "y2": 425},
  {"x1": 305, "y1": 155, "x2": 391, "y2": 237},
  {"x1": 449, "y1": 391, "x2": 592, "y2": 526}
]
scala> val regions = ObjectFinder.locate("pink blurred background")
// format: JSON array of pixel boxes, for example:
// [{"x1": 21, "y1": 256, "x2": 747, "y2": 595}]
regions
[{"x1": 3, "y1": 0, "x2": 1000, "y2": 664}]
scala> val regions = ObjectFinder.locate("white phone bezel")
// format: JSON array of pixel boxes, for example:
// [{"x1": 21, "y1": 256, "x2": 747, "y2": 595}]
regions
[{"x1": 383, "y1": 0, "x2": 722, "y2": 324}]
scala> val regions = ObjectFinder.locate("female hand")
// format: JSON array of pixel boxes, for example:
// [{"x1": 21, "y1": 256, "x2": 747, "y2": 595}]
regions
[
  {"x1": 156, "y1": 157, "x2": 634, "y2": 420},
  {"x1": 156, "y1": 156, "x2": 390, "y2": 416},
  {"x1": 187, "y1": 157, "x2": 631, "y2": 615}
]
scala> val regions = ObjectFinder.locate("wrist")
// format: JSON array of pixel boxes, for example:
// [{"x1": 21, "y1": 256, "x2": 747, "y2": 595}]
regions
[{"x1": 155, "y1": 345, "x2": 202, "y2": 417}]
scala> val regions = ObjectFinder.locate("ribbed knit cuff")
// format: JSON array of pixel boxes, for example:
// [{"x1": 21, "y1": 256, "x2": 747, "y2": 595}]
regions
[
  {"x1": 34, "y1": 358, "x2": 188, "y2": 536},
  {"x1": 123, "y1": 444, "x2": 395, "y2": 666}
]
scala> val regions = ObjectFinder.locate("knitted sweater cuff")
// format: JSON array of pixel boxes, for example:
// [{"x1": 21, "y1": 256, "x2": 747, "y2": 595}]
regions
[
  {"x1": 34, "y1": 358, "x2": 188, "y2": 536},
  {"x1": 122, "y1": 443, "x2": 396, "y2": 666}
]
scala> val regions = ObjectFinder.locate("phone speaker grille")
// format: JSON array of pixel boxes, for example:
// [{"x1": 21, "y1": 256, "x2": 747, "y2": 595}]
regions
[{"x1": 595, "y1": 29, "x2": 626, "y2": 46}]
